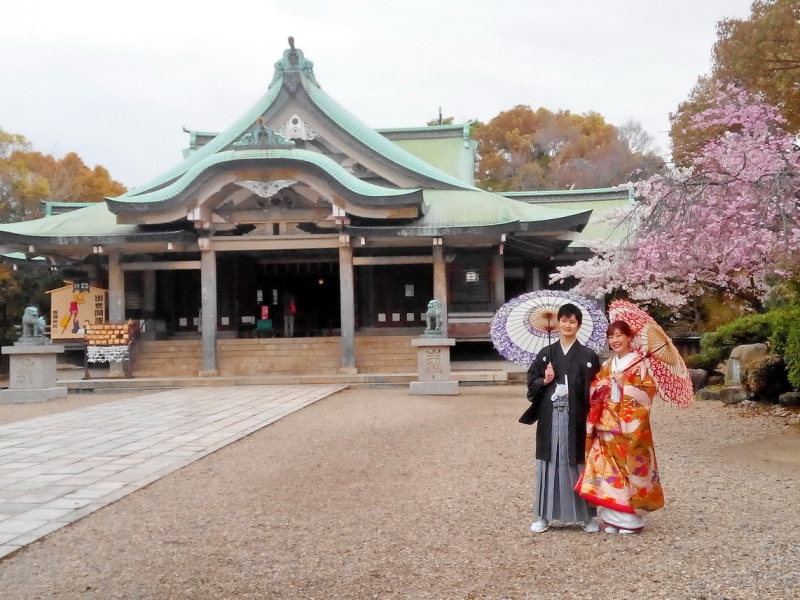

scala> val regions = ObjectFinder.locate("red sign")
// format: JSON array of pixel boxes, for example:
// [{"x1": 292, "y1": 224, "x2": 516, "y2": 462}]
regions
[{"x1": 261, "y1": 305, "x2": 270, "y2": 320}]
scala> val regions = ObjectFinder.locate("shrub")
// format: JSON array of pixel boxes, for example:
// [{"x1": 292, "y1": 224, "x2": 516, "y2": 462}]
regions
[
  {"x1": 685, "y1": 349, "x2": 724, "y2": 373},
  {"x1": 742, "y1": 354, "x2": 791, "y2": 403},
  {"x1": 700, "y1": 312, "x2": 777, "y2": 359},
  {"x1": 769, "y1": 303, "x2": 800, "y2": 390}
]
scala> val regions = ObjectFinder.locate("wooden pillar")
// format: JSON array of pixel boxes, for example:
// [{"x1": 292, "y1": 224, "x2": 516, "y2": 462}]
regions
[
  {"x1": 433, "y1": 246, "x2": 448, "y2": 335},
  {"x1": 143, "y1": 270, "x2": 156, "y2": 319},
  {"x1": 108, "y1": 251, "x2": 125, "y2": 376},
  {"x1": 339, "y1": 245, "x2": 356, "y2": 372},
  {"x1": 108, "y1": 252, "x2": 125, "y2": 323},
  {"x1": 491, "y1": 253, "x2": 505, "y2": 309},
  {"x1": 526, "y1": 266, "x2": 543, "y2": 292},
  {"x1": 200, "y1": 249, "x2": 218, "y2": 375}
]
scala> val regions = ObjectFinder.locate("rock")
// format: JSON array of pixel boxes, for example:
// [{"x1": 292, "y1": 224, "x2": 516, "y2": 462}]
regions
[
  {"x1": 688, "y1": 369, "x2": 709, "y2": 392},
  {"x1": 726, "y1": 344, "x2": 769, "y2": 386},
  {"x1": 708, "y1": 375, "x2": 725, "y2": 386},
  {"x1": 718, "y1": 385, "x2": 750, "y2": 405},
  {"x1": 778, "y1": 392, "x2": 800, "y2": 407},
  {"x1": 696, "y1": 387, "x2": 722, "y2": 402}
]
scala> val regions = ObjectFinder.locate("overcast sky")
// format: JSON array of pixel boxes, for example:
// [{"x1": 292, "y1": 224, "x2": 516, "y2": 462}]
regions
[{"x1": 1, "y1": 0, "x2": 754, "y2": 189}]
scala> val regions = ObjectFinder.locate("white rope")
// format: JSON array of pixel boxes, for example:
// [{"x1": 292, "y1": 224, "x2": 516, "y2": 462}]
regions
[{"x1": 87, "y1": 345, "x2": 130, "y2": 363}]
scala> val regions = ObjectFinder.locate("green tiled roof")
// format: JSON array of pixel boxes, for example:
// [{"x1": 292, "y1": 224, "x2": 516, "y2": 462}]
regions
[
  {"x1": 108, "y1": 149, "x2": 422, "y2": 213},
  {"x1": 0, "y1": 203, "x2": 137, "y2": 238},
  {"x1": 301, "y1": 74, "x2": 473, "y2": 190},
  {"x1": 118, "y1": 83, "x2": 284, "y2": 199},
  {"x1": 347, "y1": 189, "x2": 592, "y2": 235},
  {"x1": 117, "y1": 46, "x2": 473, "y2": 204}
]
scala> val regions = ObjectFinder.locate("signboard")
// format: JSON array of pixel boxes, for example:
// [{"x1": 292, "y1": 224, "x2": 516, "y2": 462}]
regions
[{"x1": 47, "y1": 283, "x2": 108, "y2": 340}]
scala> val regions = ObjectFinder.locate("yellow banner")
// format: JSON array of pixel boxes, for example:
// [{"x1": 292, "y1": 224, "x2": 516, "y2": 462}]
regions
[{"x1": 47, "y1": 283, "x2": 108, "y2": 340}]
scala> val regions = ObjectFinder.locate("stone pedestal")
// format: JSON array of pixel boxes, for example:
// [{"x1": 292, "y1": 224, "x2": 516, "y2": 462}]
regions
[
  {"x1": 409, "y1": 337, "x2": 459, "y2": 395},
  {"x1": 1, "y1": 344, "x2": 67, "y2": 403}
]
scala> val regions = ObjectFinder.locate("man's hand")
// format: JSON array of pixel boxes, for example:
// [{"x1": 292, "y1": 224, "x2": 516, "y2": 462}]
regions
[{"x1": 543, "y1": 363, "x2": 555, "y2": 385}]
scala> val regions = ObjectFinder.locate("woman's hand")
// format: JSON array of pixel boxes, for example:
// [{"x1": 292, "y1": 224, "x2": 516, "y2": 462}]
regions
[{"x1": 543, "y1": 363, "x2": 555, "y2": 385}]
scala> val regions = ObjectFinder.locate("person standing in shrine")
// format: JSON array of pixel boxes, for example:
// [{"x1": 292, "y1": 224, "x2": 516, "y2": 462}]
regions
[
  {"x1": 520, "y1": 303, "x2": 601, "y2": 533},
  {"x1": 283, "y1": 292, "x2": 296, "y2": 338}
]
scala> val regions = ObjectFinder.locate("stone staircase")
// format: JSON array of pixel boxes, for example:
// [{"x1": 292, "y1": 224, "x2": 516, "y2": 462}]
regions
[{"x1": 132, "y1": 336, "x2": 418, "y2": 378}]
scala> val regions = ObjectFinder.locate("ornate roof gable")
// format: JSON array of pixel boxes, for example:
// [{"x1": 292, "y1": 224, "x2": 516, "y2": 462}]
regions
[{"x1": 269, "y1": 36, "x2": 320, "y2": 91}]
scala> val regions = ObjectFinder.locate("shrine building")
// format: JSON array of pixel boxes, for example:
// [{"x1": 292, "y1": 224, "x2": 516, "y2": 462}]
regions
[{"x1": 0, "y1": 40, "x2": 629, "y2": 378}]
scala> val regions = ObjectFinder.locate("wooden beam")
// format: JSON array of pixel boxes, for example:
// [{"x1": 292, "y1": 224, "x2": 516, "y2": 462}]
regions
[
  {"x1": 120, "y1": 261, "x2": 201, "y2": 271},
  {"x1": 210, "y1": 235, "x2": 339, "y2": 252},
  {"x1": 352, "y1": 255, "x2": 433, "y2": 266},
  {"x1": 215, "y1": 208, "x2": 330, "y2": 224}
]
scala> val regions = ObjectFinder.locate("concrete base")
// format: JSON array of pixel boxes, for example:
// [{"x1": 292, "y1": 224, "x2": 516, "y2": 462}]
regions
[
  {"x1": 198, "y1": 370, "x2": 220, "y2": 377},
  {"x1": 339, "y1": 367, "x2": 358, "y2": 375},
  {"x1": 2, "y1": 344, "x2": 67, "y2": 403},
  {"x1": 0, "y1": 386, "x2": 68, "y2": 404},
  {"x1": 410, "y1": 380, "x2": 459, "y2": 395}
]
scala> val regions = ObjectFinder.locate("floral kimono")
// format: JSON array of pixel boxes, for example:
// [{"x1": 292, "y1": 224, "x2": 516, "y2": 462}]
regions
[{"x1": 577, "y1": 353, "x2": 664, "y2": 530}]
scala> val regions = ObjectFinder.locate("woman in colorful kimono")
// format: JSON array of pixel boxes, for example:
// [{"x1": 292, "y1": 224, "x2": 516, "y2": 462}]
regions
[{"x1": 577, "y1": 321, "x2": 665, "y2": 534}]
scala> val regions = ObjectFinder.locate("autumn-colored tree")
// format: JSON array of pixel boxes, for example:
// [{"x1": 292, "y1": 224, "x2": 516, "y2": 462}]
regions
[
  {"x1": 670, "y1": 0, "x2": 800, "y2": 163},
  {"x1": 0, "y1": 130, "x2": 50, "y2": 222},
  {"x1": 0, "y1": 128, "x2": 126, "y2": 223},
  {"x1": 473, "y1": 106, "x2": 663, "y2": 191}
]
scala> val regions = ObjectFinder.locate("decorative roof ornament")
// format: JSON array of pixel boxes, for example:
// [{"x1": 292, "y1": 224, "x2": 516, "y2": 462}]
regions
[
  {"x1": 278, "y1": 114, "x2": 317, "y2": 141},
  {"x1": 236, "y1": 179, "x2": 297, "y2": 199},
  {"x1": 269, "y1": 36, "x2": 320, "y2": 91},
  {"x1": 232, "y1": 118, "x2": 295, "y2": 148}
]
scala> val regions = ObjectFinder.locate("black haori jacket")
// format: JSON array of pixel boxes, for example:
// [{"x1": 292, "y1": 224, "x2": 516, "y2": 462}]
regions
[{"x1": 520, "y1": 341, "x2": 600, "y2": 466}]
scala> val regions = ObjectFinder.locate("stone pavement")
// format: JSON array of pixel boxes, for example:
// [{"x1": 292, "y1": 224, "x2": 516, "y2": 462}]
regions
[{"x1": 0, "y1": 384, "x2": 344, "y2": 559}]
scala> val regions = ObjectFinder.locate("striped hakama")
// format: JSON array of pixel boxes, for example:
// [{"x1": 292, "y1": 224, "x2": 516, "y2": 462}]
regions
[{"x1": 534, "y1": 394, "x2": 594, "y2": 524}]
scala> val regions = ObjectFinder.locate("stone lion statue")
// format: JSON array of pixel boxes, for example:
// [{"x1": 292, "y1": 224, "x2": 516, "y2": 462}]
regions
[
  {"x1": 425, "y1": 299, "x2": 443, "y2": 335},
  {"x1": 21, "y1": 307, "x2": 47, "y2": 337}
]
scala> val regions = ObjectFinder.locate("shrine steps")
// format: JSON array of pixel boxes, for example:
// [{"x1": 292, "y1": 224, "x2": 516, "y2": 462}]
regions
[{"x1": 131, "y1": 336, "x2": 418, "y2": 378}]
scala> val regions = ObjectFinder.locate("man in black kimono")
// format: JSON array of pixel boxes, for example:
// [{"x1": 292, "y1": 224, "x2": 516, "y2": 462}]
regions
[{"x1": 520, "y1": 303, "x2": 601, "y2": 533}]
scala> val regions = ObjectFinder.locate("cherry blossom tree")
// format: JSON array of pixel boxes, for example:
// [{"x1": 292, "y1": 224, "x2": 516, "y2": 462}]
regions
[{"x1": 553, "y1": 83, "x2": 800, "y2": 309}]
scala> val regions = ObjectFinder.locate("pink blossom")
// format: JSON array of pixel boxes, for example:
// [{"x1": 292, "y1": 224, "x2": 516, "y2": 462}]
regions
[{"x1": 553, "y1": 83, "x2": 800, "y2": 308}]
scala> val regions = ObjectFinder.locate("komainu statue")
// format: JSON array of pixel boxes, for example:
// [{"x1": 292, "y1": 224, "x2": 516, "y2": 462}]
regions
[
  {"x1": 424, "y1": 300, "x2": 443, "y2": 336},
  {"x1": 21, "y1": 307, "x2": 47, "y2": 338}
]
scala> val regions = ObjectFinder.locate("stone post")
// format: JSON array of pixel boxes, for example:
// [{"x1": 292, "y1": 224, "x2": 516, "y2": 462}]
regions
[
  {"x1": 410, "y1": 337, "x2": 458, "y2": 395},
  {"x1": 339, "y1": 244, "x2": 356, "y2": 373},
  {"x1": 491, "y1": 253, "x2": 505, "y2": 308},
  {"x1": 107, "y1": 251, "x2": 125, "y2": 377},
  {"x1": 526, "y1": 266, "x2": 543, "y2": 292},
  {"x1": 200, "y1": 249, "x2": 218, "y2": 376},
  {"x1": 433, "y1": 246, "x2": 448, "y2": 335}
]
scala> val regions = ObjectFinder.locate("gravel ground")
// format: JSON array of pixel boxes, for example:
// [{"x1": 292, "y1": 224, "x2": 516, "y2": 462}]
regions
[
  {"x1": 0, "y1": 391, "x2": 147, "y2": 425},
  {"x1": 0, "y1": 385, "x2": 798, "y2": 600}
]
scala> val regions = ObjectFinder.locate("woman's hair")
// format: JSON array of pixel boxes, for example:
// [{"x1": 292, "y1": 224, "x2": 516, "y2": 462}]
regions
[
  {"x1": 606, "y1": 320, "x2": 632, "y2": 338},
  {"x1": 557, "y1": 303, "x2": 583, "y2": 326}
]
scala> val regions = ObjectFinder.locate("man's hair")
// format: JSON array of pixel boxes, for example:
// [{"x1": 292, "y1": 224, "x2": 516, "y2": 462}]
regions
[{"x1": 557, "y1": 303, "x2": 583, "y2": 326}]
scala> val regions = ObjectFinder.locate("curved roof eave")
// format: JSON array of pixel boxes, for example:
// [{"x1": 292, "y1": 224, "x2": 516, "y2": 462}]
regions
[
  {"x1": 298, "y1": 77, "x2": 474, "y2": 190},
  {"x1": 106, "y1": 149, "x2": 423, "y2": 215},
  {"x1": 0, "y1": 203, "x2": 194, "y2": 247}
]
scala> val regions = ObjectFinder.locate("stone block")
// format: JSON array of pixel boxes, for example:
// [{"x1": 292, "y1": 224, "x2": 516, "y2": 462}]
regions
[
  {"x1": 696, "y1": 387, "x2": 722, "y2": 402},
  {"x1": 719, "y1": 385, "x2": 750, "y2": 404},
  {"x1": 726, "y1": 343, "x2": 769, "y2": 386},
  {"x1": 0, "y1": 387, "x2": 67, "y2": 404},
  {"x1": 778, "y1": 392, "x2": 800, "y2": 407},
  {"x1": 409, "y1": 381, "x2": 459, "y2": 395},
  {"x1": 1, "y1": 345, "x2": 66, "y2": 403},
  {"x1": 688, "y1": 369, "x2": 708, "y2": 392}
]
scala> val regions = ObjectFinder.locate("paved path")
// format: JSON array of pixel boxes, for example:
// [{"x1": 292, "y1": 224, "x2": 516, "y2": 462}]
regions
[{"x1": 0, "y1": 385, "x2": 344, "y2": 559}]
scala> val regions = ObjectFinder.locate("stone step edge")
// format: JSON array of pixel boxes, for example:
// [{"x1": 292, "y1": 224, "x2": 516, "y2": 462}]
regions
[{"x1": 63, "y1": 371, "x2": 509, "y2": 390}]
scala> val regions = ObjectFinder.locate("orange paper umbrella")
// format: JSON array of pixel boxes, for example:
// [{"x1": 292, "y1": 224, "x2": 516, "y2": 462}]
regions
[{"x1": 608, "y1": 299, "x2": 693, "y2": 407}]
